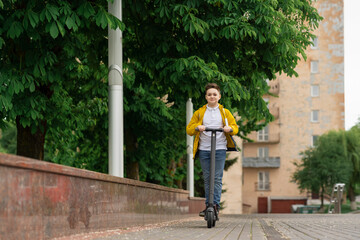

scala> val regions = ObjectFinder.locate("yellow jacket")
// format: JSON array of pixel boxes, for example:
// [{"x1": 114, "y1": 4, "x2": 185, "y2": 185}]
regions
[{"x1": 186, "y1": 104, "x2": 239, "y2": 159}]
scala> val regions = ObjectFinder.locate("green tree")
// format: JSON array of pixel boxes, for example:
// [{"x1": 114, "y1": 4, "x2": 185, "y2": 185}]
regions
[
  {"x1": 0, "y1": 0, "x2": 124, "y2": 160},
  {"x1": 293, "y1": 131, "x2": 353, "y2": 208},
  {"x1": 1, "y1": 1, "x2": 322, "y2": 186},
  {"x1": 120, "y1": 0, "x2": 322, "y2": 179},
  {"x1": 344, "y1": 124, "x2": 360, "y2": 210}
]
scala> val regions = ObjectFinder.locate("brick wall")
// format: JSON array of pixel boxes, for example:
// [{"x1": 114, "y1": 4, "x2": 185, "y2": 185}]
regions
[{"x1": 0, "y1": 153, "x2": 204, "y2": 240}]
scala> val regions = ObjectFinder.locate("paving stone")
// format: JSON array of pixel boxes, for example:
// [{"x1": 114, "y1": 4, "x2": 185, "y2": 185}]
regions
[{"x1": 60, "y1": 214, "x2": 360, "y2": 240}]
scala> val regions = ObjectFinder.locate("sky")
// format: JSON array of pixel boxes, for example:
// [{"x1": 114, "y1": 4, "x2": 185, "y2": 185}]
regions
[{"x1": 344, "y1": 0, "x2": 360, "y2": 130}]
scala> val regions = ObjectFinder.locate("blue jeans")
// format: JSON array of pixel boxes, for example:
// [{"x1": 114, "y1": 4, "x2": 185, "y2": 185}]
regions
[{"x1": 198, "y1": 150, "x2": 226, "y2": 206}]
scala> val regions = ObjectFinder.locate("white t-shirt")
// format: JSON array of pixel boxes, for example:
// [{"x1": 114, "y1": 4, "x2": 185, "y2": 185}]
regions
[{"x1": 198, "y1": 105, "x2": 227, "y2": 151}]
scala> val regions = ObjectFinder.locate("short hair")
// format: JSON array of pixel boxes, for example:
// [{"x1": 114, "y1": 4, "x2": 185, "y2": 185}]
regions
[{"x1": 205, "y1": 83, "x2": 221, "y2": 94}]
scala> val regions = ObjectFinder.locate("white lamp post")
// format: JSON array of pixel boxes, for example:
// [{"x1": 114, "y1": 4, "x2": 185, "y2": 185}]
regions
[
  {"x1": 186, "y1": 98, "x2": 194, "y2": 197},
  {"x1": 108, "y1": 0, "x2": 124, "y2": 177}
]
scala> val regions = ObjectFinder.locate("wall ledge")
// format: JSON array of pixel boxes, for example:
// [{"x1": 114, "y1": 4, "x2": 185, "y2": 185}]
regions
[{"x1": 0, "y1": 153, "x2": 188, "y2": 194}]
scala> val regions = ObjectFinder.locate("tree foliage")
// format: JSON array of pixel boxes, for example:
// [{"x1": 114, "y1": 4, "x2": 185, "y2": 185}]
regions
[
  {"x1": 0, "y1": 0, "x2": 124, "y2": 159},
  {"x1": 0, "y1": 122, "x2": 17, "y2": 154},
  {"x1": 344, "y1": 125, "x2": 360, "y2": 209},
  {"x1": 120, "y1": 0, "x2": 322, "y2": 182},
  {"x1": 1, "y1": 1, "x2": 322, "y2": 189},
  {"x1": 292, "y1": 131, "x2": 353, "y2": 207}
]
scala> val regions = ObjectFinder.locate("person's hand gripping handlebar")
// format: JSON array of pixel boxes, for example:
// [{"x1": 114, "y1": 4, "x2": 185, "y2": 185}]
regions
[{"x1": 195, "y1": 126, "x2": 233, "y2": 133}]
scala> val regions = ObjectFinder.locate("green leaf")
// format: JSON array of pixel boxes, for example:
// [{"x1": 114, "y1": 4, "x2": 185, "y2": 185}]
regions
[
  {"x1": 160, "y1": 8, "x2": 164, "y2": 18},
  {"x1": 0, "y1": 95, "x2": 12, "y2": 111},
  {"x1": 225, "y1": 28, "x2": 229, "y2": 39},
  {"x1": 39, "y1": 62, "x2": 46, "y2": 76},
  {"x1": 20, "y1": 118, "x2": 30, "y2": 128},
  {"x1": 30, "y1": 110, "x2": 36, "y2": 120},
  {"x1": 65, "y1": 15, "x2": 75, "y2": 29},
  {"x1": 45, "y1": 4, "x2": 59, "y2": 21},
  {"x1": 7, "y1": 21, "x2": 23, "y2": 39},
  {"x1": 161, "y1": 43, "x2": 169, "y2": 53},
  {"x1": 13, "y1": 81, "x2": 20, "y2": 94},
  {"x1": 95, "y1": 8, "x2": 108, "y2": 29},
  {"x1": 56, "y1": 20, "x2": 65, "y2": 37},
  {"x1": 30, "y1": 98, "x2": 35, "y2": 108},
  {"x1": 113, "y1": 17, "x2": 125, "y2": 31},
  {"x1": 79, "y1": 2, "x2": 95, "y2": 19},
  {"x1": 7, "y1": 81, "x2": 14, "y2": 95},
  {"x1": 29, "y1": 82, "x2": 35, "y2": 92},
  {"x1": 258, "y1": 33, "x2": 266, "y2": 43},
  {"x1": 189, "y1": 22, "x2": 194, "y2": 35},
  {"x1": 28, "y1": 9, "x2": 40, "y2": 28},
  {"x1": 49, "y1": 21, "x2": 59, "y2": 38},
  {"x1": 194, "y1": 22, "x2": 204, "y2": 34},
  {"x1": 23, "y1": 14, "x2": 29, "y2": 29}
]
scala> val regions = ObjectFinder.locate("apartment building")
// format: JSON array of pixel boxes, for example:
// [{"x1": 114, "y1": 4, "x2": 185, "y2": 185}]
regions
[{"x1": 223, "y1": 0, "x2": 344, "y2": 214}]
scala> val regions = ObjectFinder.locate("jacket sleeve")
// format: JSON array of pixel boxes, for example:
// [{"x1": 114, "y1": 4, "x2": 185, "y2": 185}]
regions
[
  {"x1": 186, "y1": 110, "x2": 200, "y2": 136},
  {"x1": 226, "y1": 109, "x2": 239, "y2": 136}
]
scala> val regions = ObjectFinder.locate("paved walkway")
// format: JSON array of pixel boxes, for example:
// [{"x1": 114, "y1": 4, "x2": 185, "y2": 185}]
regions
[{"x1": 58, "y1": 214, "x2": 360, "y2": 240}]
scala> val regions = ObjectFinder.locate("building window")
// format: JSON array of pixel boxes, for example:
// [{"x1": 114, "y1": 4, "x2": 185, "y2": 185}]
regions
[
  {"x1": 311, "y1": 61, "x2": 319, "y2": 73},
  {"x1": 311, "y1": 37, "x2": 319, "y2": 49},
  {"x1": 258, "y1": 147, "x2": 269, "y2": 158},
  {"x1": 311, "y1": 85, "x2": 320, "y2": 97},
  {"x1": 258, "y1": 171, "x2": 270, "y2": 190},
  {"x1": 311, "y1": 135, "x2": 319, "y2": 146},
  {"x1": 311, "y1": 110, "x2": 319, "y2": 122},
  {"x1": 258, "y1": 126, "x2": 269, "y2": 141}
]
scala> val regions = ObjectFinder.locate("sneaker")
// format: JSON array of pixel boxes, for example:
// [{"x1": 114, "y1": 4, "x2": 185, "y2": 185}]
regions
[
  {"x1": 215, "y1": 205, "x2": 220, "y2": 219},
  {"x1": 199, "y1": 207, "x2": 207, "y2": 217}
]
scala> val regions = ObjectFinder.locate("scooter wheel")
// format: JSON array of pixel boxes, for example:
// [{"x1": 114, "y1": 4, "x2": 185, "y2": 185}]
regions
[
  {"x1": 212, "y1": 217, "x2": 216, "y2": 227},
  {"x1": 207, "y1": 211, "x2": 213, "y2": 228}
]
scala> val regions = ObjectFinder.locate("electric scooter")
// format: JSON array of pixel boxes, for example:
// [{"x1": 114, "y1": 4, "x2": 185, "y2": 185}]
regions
[{"x1": 196, "y1": 127, "x2": 232, "y2": 228}]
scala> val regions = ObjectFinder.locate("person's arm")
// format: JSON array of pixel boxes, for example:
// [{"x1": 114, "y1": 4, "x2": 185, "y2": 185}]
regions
[{"x1": 186, "y1": 110, "x2": 200, "y2": 136}]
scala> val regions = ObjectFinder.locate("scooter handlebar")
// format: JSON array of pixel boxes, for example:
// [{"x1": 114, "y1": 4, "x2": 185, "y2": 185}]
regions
[{"x1": 195, "y1": 127, "x2": 233, "y2": 132}]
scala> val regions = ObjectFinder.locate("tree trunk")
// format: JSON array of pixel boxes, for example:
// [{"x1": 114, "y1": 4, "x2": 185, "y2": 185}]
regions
[
  {"x1": 320, "y1": 186, "x2": 324, "y2": 209},
  {"x1": 175, "y1": 179, "x2": 183, "y2": 189},
  {"x1": 126, "y1": 161, "x2": 139, "y2": 180},
  {"x1": 125, "y1": 129, "x2": 139, "y2": 180},
  {"x1": 348, "y1": 186, "x2": 357, "y2": 211},
  {"x1": 16, "y1": 117, "x2": 47, "y2": 160}
]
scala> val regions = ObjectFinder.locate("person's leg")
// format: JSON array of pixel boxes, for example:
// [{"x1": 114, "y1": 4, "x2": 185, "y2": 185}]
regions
[
  {"x1": 214, "y1": 150, "x2": 226, "y2": 207},
  {"x1": 198, "y1": 150, "x2": 211, "y2": 206}
]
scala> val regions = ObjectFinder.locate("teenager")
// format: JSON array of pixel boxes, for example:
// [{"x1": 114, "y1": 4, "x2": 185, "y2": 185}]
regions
[{"x1": 186, "y1": 83, "x2": 239, "y2": 217}]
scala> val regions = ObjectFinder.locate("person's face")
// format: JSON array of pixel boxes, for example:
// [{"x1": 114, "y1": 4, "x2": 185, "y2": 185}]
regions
[{"x1": 205, "y1": 88, "x2": 221, "y2": 106}]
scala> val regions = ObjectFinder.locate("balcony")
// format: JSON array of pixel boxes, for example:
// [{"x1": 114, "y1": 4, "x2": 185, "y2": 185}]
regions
[{"x1": 242, "y1": 157, "x2": 280, "y2": 168}]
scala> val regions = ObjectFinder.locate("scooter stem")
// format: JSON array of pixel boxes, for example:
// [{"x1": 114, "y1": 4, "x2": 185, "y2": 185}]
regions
[{"x1": 209, "y1": 130, "x2": 216, "y2": 206}]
